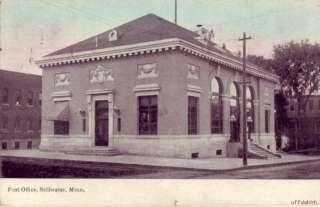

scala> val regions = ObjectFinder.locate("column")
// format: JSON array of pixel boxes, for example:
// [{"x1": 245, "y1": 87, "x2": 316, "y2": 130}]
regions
[
  {"x1": 108, "y1": 93, "x2": 114, "y2": 147},
  {"x1": 222, "y1": 95, "x2": 230, "y2": 136}
]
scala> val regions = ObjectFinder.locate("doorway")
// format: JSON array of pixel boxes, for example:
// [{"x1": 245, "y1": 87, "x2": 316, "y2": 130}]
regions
[{"x1": 95, "y1": 100, "x2": 109, "y2": 146}]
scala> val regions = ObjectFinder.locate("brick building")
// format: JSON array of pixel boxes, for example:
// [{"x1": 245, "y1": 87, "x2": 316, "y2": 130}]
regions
[
  {"x1": 0, "y1": 69, "x2": 41, "y2": 150},
  {"x1": 286, "y1": 96, "x2": 320, "y2": 149},
  {"x1": 36, "y1": 14, "x2": 278, "y2": 158}
]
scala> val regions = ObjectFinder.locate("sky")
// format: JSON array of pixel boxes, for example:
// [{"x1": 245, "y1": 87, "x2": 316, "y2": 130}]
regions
[{"x1": 1, "y1": 0, "x2": 320, "y2": 75}]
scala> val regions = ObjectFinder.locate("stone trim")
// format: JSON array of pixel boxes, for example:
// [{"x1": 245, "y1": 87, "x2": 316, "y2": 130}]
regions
[
  {"x1": 42, "y1": 134, "x2": 91, "y2": 139},
  {"x1": 86, "y1": 89, "x2": 114, "y2": 95},
  {"x1": 133, "y1": 84, "x2": 160, "y2": 94},
  {"x1": 51, "y1": 91, "x2": 72, "y2": 102},
  {"x1": 36, "y1": 38, "x2": 278, "y2": 83},
  {"x1": 187, "y1": 84, "x2": 202, "y2": 93},
  {"x1": 114, "y1": 134, "x2": 229, "y2": 140}
]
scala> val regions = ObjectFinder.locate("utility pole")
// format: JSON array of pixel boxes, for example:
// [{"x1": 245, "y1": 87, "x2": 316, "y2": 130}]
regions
[
  {"x1": 239, "y1": 32, "x2": 252, "y2": 166},
  {"x1": 174, "y1": 0, "x2": 177, "y2": 24}
]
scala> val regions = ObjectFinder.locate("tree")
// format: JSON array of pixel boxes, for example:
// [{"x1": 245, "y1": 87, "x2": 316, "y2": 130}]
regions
[
  {"x1": 247, "y1": 55, "x2": 273, "y2": 72},
  {"x1": 272, "y1": 40, "x2": 320, "y2": 150}
]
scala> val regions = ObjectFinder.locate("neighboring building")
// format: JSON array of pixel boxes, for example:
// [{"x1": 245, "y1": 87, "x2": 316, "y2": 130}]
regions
[
  {"x1": 0, "y1": 69, "x2": 42, "y2": 150},
  {"x1": 286, "y1": 96, "x2": 320, "y2": 149},
  {"x1": 36, "y1": 14, "x2": 278, "y2": 158}
]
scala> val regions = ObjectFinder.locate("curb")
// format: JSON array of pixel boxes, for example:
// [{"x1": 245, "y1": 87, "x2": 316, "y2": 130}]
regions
[{"x1": 2, "y1": 155, "x2": 320, "y2": 175}]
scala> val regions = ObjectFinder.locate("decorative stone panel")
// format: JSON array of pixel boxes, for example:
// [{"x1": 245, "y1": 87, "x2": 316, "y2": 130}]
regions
[
  {"x1": 187, "y1": 64, "x2": 200, "y2": 79},
  {"x1": 137, "y1": 63, "x2": 158, "y2": 78},
  {"x1": 55, "y1": 73, "x2": 70, "y2": 87},
  {"x1": 90, "y1": 65, "x2": 114, "y2": 83}
]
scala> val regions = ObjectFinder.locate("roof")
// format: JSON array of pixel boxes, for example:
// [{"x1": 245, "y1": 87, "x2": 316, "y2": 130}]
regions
[
  {"x1": 0, "y1": 69, "x2": 42, "y2": 86},
  {"x1": 46, "y1": 13, "x2": 236, "y2": 59}
]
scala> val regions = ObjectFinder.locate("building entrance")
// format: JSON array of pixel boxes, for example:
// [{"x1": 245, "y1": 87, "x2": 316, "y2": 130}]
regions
[{"x1": 95, "y1": 100, "x2": 109, "y2": 146}]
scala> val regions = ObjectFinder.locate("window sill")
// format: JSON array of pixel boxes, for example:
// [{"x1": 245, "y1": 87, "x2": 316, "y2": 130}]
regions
[
  {"x1": 1, "y1": 103, "x2": 9, "y2": 106},
  {"x1": 50, "y1": 135, "x2": 70, "y2": 138}
]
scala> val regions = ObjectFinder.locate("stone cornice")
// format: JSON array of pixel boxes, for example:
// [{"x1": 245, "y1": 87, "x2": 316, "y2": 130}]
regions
[{"x1": 35, "y1": 38, "x2": 278, "y2": 83}]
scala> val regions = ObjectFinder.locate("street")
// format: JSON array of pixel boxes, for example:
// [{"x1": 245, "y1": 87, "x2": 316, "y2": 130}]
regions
[
  {"x1": 119, "y1": 160, "x2": 320, "y2": 179},
  {"x1": 3, "y1": 158, "x2": 320, "y2": 179}
]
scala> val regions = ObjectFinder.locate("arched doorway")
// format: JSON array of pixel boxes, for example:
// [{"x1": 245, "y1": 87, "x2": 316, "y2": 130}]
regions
[
  {"x1": 230, "y1": 82, "x2": 240, "y2": 142},
  {"x1": 211, "y1": 77, "x2": 223, "y2": 133}
]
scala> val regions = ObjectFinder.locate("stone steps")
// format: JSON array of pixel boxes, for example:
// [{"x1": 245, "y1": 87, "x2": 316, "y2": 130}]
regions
[
  {"x1": 248, "y1": 143, "x2": 281, "y2": 159},
  {"x1": 64, "y1": 147, "x2": 121, "y2": 156}
]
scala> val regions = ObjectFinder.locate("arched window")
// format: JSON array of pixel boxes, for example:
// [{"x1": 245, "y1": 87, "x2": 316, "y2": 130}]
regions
[
  {"x1": 246, "y1": 86, "x2": 255, "y2": 134},
  {"x1": 230, "y1": 82, "x2": 240, "y2": 142},
  {"x1": 211, "y1": 77, "x2": 223, "y2": 133}
]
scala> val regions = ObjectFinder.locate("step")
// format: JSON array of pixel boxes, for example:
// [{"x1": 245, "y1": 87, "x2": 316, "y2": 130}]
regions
[
  {"x1": 64, "y1": 147, "x2": 121, "y2": 156},
  {"x1": 248, "y1": 144, "x2": 281, "y2": 158}
]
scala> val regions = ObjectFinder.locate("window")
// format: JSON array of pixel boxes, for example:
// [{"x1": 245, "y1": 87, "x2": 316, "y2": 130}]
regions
[
  {"x1": 14, "y1": 141, "x2": 20, "y2": 149},
  {"x1": 54, "y1": 120, "x2": 69, "y2": 135},
  {"x1": 1, "y1": 115, "x2": 8, "y2": 131},
  {"x1": 2, "y1": 88, "x2": 8, "y2": 104},
  {"x1": 265, "y1": 110, "x2": 270, "y2": 133},
  {"x1": 188, "y1": 96, "x2": 199, "y2": 134},
  {"x1": 117, "y1": 118, "x2": 121, "y2": 132},
  {"x1": 15, "y1": 90, "x2": 22, "y2": 105},
  {"x1": 290, "y1": 104, "x2": 294, "y2": 111},
  {"x1": 38, "y1": 119, "x2": 41, "y2": 131},
  {"x1": 230, "y1": 82, "x2": 240, "y2": 142},
  {"x1": 14, "y1": 117, "x2": 21, "y2": 131},
  {"x1": 211, "y1": 77, "x2": 223, "y2": 133},
  {"x1": 27, "y1": 118, "x2": 33, "y2": 131},
  {"x1": 315, "y1": 120, "x2": 320, "y2": 133},
  {"x1": 309, "y1": 100, "x2": 314, "y2": 111},
  {"x1": 138, "y1": 96, "x2": 157, "y2": 135},
  {"x1": 27, "y1": 141, "x2": 32, "y2": 149},
  {"x1": 82, "y1": 118, "x2": 86, "y2": 132},
  {"x1": 38, "y1": 93, "x2": 42, "y2": 106},
  {"x1": 27, "y1": 91, "x2": 34, "y2": 106},
  {"x1": 216, "y1": 149, "x2": 222, "y2": 155},
  {"x1": 1, "y1": 142, "x2": 7, "y2": 150}
]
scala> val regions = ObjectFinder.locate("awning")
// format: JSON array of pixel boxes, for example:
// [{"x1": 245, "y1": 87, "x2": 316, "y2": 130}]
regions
[{"x1": 47, "y1": 102, "x2": 69, "y2": 121}]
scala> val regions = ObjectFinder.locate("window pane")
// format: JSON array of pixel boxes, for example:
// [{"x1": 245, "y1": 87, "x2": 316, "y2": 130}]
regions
[
  {"x1": 15, "y1": 117, "x2": 21, "y2": 131},
  {"x1": 188, "y1": 96, "x2": 198, "y2": 134},
  {"x1": 15, "y1": 90, "x2": 22, "y2": 105},
  {"x1": 1, "y1": 116, "x2": 8, "y2": 130},
  {"x1": 2, "y1": 88, "x2": 8, "y2": 104},
  {"x1": 265, "y1": 110, "x2": 270, "y2": 133},
  {"x1": 54, "y1": 121, "x2": 69, "y2": 135},
  {"x1": 27, "y1": 91, "x2": 34, "y2": 105},
  {"x1": 211, "y1": 78, "x2": 220, "y2": 94},
  {"x1": 211, "y1": 95, "x2": 223, "y2": 133},
  {"x1": 138, "y1": 96, "x2": 157, "y2": 135},
  {"x1": 230, "y1": 83, "x2": 239, "y2": 98}
]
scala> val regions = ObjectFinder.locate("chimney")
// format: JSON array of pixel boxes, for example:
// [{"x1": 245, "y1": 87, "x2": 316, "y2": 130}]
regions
[{"x1": 222, "y1": 43, "x2": 226, "y2": 50}]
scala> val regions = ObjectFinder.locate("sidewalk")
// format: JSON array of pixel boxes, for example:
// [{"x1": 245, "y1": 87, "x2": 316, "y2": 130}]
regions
[{"x1": 1, "y1": 149, "x2": 320, "y2": 171}]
